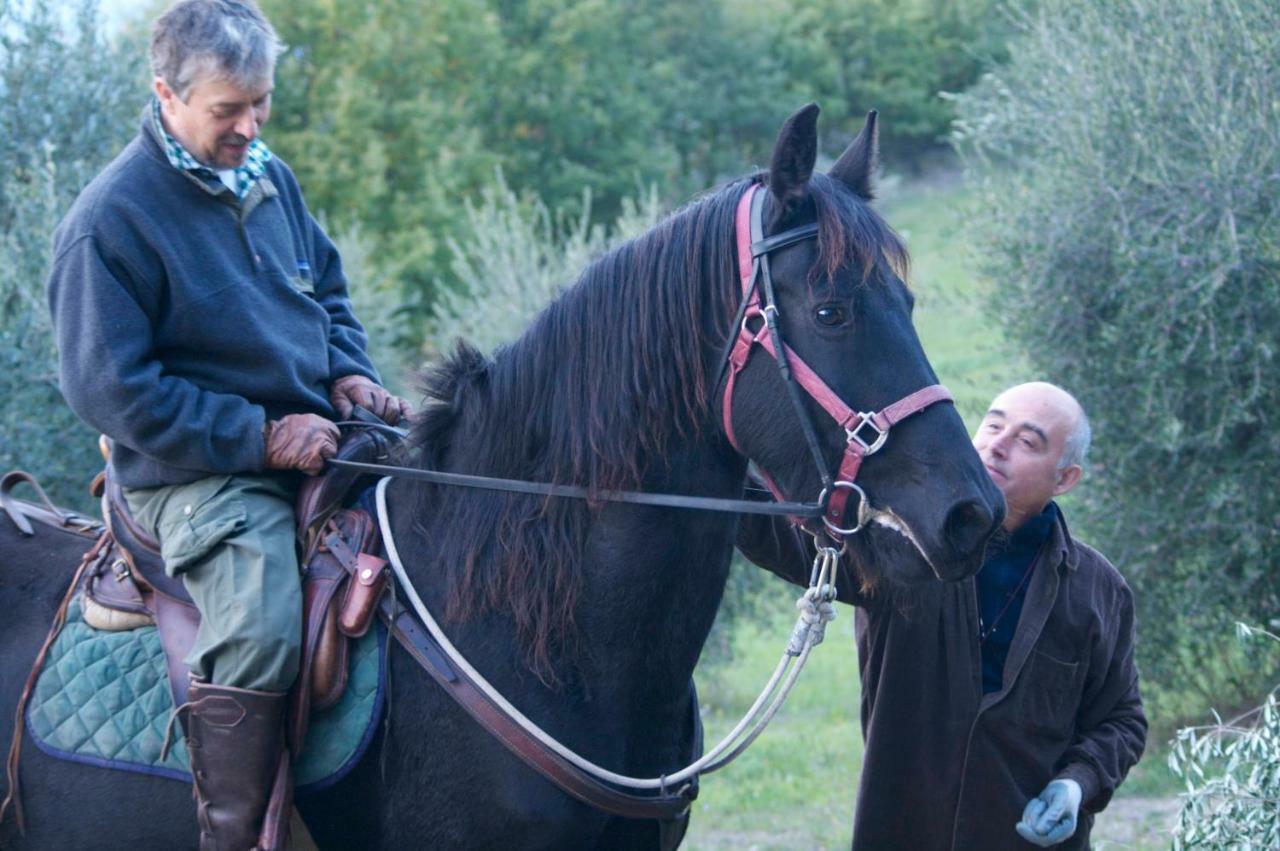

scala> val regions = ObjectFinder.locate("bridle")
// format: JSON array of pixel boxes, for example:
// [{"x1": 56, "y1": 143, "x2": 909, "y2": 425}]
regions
[{"x1": 717, "y1": 182, "x2": 953, "y2": 541}]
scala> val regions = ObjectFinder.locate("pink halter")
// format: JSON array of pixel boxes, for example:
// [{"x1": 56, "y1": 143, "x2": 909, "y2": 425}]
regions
[{"x1": 721, "y1": 183, "x2": 953, "y2": 539}]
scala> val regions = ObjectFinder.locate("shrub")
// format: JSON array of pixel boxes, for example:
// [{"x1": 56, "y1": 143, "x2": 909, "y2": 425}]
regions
[
  {"x1": 329, "y1": 222, "x2": 419, "y2": 399},
  {"x1": 425, "y1": 172, "x2": 661, "y2": 357},
  {"x1": 0, "y1": 0, "x2": 146, "y2": 511},
  {"x1": 952, "y1": 0, "x2": 1280, "y2": 725},
  {"x1": 1169, "y1": 624, "x2": 1280, "y2": 849}
]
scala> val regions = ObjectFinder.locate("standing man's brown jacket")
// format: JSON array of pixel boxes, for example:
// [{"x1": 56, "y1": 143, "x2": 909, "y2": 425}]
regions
[{"x1": 738, "y1": 509, "x2": 1146, "y2": 849}]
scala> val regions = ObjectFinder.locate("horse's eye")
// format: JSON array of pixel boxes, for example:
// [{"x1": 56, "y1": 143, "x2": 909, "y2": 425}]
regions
[{"x1": 815, "y1": 305, "x2": 847, "y2": 327}]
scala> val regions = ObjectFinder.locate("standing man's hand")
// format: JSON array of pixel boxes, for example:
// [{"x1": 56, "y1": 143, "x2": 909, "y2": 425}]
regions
[
  {"x1": 264, "y1": 414, "x2": 339, "y2": 475},
  {"x1": 1016, "y1": 779, "x2": 1082, "y2": 847},
  {"x1": 330, "y1": 374, "x2": 412, "y2": 424}
]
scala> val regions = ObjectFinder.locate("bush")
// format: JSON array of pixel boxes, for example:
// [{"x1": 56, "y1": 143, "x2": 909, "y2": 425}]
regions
[
  {"x1": 425, "y1": 173, "x2": 661, "y2": 357},
  {"x1": 0, "y1": 0, "x2": 146, "y2": 511},
  {"x1": 1170, "y1": 624, "x2": 1280, "y2": 849},
  {"x1": 329, "y1": 222, "x2": 420, "y2": 399},
  {"x1": 952, "y1": 0, "x2": 1280, "y2": 726}
]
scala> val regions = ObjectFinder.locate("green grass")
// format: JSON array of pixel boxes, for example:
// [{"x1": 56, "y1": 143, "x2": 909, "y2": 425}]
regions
[
  {"x1": 685, "y1": 600, "x2": 860, "y2": 850},
  {"x1": 684, "y1": 175, "x2": 1179, "y2": 849}
]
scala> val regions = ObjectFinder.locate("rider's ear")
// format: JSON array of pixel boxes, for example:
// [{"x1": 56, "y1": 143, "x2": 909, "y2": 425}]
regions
[
  {"x1": 767, "y1": 103, "x2": 819, "y2": 220},
  {"x1": 829, "y1": 110, "x2": 879, "y2": 201}
]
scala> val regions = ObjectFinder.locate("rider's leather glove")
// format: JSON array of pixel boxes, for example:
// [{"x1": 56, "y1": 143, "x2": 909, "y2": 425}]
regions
[
  {"x1": 1016, "y1": 778, "x2": 1082, "y2": 847},
  {"x1": 263, "y1": 414, "x2": 339, "y2": 475},
  {"x1": 329, "y1": 374, "x2": 412, "y2": 424}
]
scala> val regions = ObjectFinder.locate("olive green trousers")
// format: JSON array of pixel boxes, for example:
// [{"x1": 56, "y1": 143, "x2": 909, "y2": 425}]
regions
[{"x1": 123, "y1": 474, "x2": 302, "y2": 692}]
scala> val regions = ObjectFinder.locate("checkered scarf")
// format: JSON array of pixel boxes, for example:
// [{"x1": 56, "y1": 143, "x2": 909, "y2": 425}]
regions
[{"x1": 151, "y1": 97, "x2": 272, "y2": 199}]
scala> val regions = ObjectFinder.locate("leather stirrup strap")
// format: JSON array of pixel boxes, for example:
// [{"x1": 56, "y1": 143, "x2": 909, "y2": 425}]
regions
[
  {"x1": 0, "y1": 472, "x2": 74, "y2": 537},
  {"x1": 256, "y1": 749, "x2": 294, "y2": 851}
]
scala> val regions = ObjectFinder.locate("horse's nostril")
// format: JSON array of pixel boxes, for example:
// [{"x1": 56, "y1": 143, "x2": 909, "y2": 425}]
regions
[{"x1": 945, "y1": 498, "x2": 996, "y2": 559}]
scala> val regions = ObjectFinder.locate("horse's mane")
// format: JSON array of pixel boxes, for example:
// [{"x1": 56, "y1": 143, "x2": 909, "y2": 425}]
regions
[{"x1": 404, "y1": 172, "x2": 907, "y2": 682}]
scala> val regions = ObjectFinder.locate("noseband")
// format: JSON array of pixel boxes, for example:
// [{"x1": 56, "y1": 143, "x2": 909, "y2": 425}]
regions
[{"x1": 719, "y1": 183, "x2": 953, "y2": 541}]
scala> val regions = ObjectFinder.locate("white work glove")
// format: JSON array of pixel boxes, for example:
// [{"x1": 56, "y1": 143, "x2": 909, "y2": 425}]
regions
[{"x1": 1016, "y1": 778, "x2": 1082, "y2": 847}]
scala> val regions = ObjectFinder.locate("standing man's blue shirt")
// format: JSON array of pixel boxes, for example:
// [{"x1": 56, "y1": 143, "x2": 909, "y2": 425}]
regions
[{"x1": 977, "y1": 501, "x2": 1059, "y2": 693}]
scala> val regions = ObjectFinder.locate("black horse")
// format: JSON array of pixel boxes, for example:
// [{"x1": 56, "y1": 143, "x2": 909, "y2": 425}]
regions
[{"x1": 0, "y1": 105, "x2": 1002, "y2": 849}]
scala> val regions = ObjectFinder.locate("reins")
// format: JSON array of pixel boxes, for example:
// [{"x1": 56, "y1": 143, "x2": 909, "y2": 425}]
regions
[{"x1": 327, "y1": 457, "x2": 824, "y2": 519}]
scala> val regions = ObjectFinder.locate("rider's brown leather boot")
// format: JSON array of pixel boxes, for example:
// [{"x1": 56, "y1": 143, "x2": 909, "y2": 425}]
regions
[{"x1": 184, "y1": 681, "x2": 288, "y2": 851}]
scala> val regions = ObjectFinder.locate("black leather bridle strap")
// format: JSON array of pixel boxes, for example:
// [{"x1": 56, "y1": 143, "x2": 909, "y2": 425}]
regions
[
  {"x1": 751, "y1": 223, "x2": 818, "y2": 257},
  {"x1": 326, "y1": 458, "x2": 824, "y2": 519},
  {"x1": 749, "y1": 188, "x2": 834, "y2": 495}
]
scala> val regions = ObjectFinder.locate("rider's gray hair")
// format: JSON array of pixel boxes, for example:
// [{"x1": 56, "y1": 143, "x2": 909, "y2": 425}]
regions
[
  {"x1": 150, "y1": 0, "x2": 284, "y2": 101},
  {"x1": 1059, "y1": 405, "x2": 1091, "y2": 472}
]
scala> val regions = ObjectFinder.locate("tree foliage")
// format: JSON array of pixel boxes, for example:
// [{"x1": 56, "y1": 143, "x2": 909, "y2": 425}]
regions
[
  {"x1": 261, "y1": 0, "x2": 1006, "y2": 313},
  {"x1": 1170, "y1": 624, "x2": 1280, "y2": 850},
  {"x1": 747, "y1": 0, "x2": 1009, "y2": 165},
  {"x1": 0, "y1": 0, "x2": 146, "y2": 510},
  {"x1": 952, "y1": 0, "x2": 1280, "y2": 721},
  {"x1": 425, "y1": 173, "x2": 660, "y2": 358}
]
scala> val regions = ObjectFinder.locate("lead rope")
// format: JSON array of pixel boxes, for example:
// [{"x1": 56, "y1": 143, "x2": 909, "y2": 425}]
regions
[{"x1": 374, "y1": 477, "x2": 838, "y2": 790}]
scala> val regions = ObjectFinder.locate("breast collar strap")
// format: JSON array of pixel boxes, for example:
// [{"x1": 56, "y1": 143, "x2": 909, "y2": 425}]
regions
[{"x1": 720, "y1": 182, "x2": 954, "y2": 540}]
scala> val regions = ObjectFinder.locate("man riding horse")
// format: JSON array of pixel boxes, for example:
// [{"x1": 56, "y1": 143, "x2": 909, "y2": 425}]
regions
[{"x1": 45, "y1": 1, "x2": 409, "y2": 847}]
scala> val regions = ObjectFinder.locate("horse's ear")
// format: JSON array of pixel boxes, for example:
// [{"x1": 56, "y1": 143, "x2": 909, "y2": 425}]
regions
[
  {"x1": 767, "y1": 103, "x2": 820, "y2": 213},
  {"x1": 829, "y1": 110, "x2": 879, "y2": 200}
]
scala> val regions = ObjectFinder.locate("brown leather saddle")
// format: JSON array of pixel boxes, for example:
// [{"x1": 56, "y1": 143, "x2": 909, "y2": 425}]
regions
[{"x1": 85, "y1": 428, "x2": 392, "y2": 752}]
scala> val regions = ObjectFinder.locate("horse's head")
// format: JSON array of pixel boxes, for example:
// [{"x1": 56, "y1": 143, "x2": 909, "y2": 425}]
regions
[{"x1": 724, "y1": 104, "x2": 1004, "y2": 585}]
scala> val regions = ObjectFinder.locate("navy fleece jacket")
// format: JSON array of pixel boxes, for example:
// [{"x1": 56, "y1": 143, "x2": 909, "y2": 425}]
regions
[{"x1": 47, "y1": 108, "x2": 378, "y2": 489}]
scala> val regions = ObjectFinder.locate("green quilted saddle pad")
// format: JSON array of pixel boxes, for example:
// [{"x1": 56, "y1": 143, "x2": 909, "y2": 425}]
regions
[{"x1": 26, "y1": 595, "x2": 385, "y2": 791}]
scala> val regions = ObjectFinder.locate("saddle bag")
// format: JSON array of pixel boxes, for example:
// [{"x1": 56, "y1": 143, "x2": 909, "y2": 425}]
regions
[{"x1": 289, "y1": 508, "x2": 387, "y2": 749}]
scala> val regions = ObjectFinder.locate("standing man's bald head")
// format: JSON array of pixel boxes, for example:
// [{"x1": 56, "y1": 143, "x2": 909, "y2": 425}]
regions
[{"x1": 972, "y1": 382, "x2": 1090, "y2": 531}]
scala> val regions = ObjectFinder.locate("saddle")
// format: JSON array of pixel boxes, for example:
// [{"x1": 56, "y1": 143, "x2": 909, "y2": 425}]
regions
[{"x1": 84, "y1": 427, "x2": 392, "y2": 752}]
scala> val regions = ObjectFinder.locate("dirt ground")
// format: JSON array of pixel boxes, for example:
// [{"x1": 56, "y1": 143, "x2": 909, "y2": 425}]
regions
[
  {"x1": 1091, "y1": 796, "x2": 1181, "y2": 850},
  {"x1": 288, "y1": 795, "x2": 1182, "y2": 850}
]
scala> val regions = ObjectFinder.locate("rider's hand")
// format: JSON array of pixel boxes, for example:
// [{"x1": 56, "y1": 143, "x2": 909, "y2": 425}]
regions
[
  {"x1": 1015, "y1": 778, "x2": 1082, "y2": 847},
  {"x1": 329, "y1": 374, "x2": 412, "y2": 424},
  {"x1": 263, "y1": 414, "x2": 339, "y2": 475}
]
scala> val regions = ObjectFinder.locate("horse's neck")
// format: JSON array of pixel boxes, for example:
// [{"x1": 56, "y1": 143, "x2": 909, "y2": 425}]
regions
[
  {"x1": 575, "y1": 438, "x2": 744, "y2": 689},
  {"x1": 391, "y1": 425, "x2": 745, "y2": 703}
]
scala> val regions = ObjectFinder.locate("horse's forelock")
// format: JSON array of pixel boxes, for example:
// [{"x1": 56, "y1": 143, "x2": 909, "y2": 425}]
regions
[{"x1": 808, "y1": 173, "x2": 910, "y2": 287}]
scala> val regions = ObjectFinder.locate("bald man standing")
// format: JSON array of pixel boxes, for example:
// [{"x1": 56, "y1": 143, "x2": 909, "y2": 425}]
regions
[{"x1": 739, "y1": 382, "x2": 1147, "y2": 850}]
